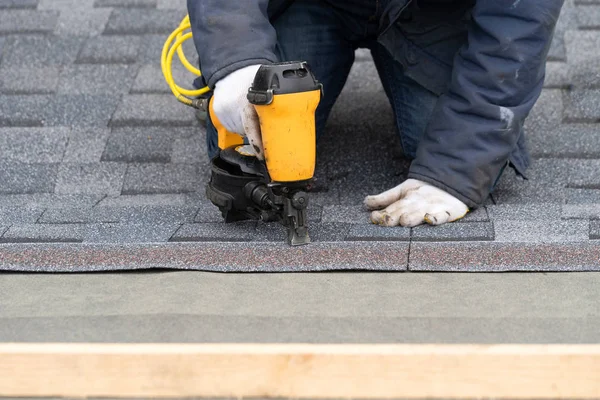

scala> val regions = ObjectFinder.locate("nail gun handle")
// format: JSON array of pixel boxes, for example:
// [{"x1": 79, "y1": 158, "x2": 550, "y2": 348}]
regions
[{"x1": 208, "y1": 97, "x2": 244, "y2": 151}]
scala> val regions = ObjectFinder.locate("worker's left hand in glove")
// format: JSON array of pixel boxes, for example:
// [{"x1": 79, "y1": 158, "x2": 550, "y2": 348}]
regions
[
  {"x1": 364, "y1": 179, "x2": 469, "y2": 227},
  {"x1": 211, "y1": 64, "x2": 265, "y2": 159}
]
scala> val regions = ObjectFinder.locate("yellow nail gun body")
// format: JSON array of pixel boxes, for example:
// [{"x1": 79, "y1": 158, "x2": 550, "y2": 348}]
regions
[{"x1": 162, "y1": 16, "x2": 322, "y2": 245}]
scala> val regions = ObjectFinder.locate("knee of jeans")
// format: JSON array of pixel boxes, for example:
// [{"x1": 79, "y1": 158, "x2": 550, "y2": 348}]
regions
[{"x1": 206, "y1": 119, "x2": 219, "y2": 160}]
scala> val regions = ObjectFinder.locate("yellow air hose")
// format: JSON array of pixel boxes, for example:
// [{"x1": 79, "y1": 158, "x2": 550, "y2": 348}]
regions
[{"x1": 161, "y1": 14, "x2": 209, "y2": 108}]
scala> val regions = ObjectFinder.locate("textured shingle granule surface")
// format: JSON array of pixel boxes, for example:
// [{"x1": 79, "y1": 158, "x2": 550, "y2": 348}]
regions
[{"x1": 0, "y1": 0, "x2": 599, "y2": 271}]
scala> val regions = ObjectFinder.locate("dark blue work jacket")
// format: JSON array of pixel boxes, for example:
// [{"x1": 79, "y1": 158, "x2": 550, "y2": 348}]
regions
[{"x1": 188, "y1": 0, "x2": 564, "y2": 207}]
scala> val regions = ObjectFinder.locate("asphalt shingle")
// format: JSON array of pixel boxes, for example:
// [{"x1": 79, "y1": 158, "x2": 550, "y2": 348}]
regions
[
  {"x1": 0, "y1": 95, "x2": 50, "y2": 127},
  {"x1": 0, "y1": 10, "x2": 58, "y2": 34},
  {"x1": 494, "y1": 220, "x2": 589, "y2": 243},
  {"x1": 1, "y1": 224, "x2": 84, "y2": 243},
  {"x1": 110, "y1": 94, "x2": 197, "y2": 127},
  {"x1": 591, "y1": 220, "x2": 600, "y2": 239},
  {"x1": 170, "y1": 222, "x2": 257, "y2": 242},
  {"x1": 564, "y1": 89, "x2": 600, "y2": 122},
  {"x1": 62, "y1": 127, "x2": 110, "y2": 163},
  {"x1": 104, "y1": 8, "x2": 185, "y2": 34},
  {"x1": 0, "y1": 207, "x2": 45, "y2": 224},
  {"x1": 2, "y1": 35, "x2": 83, "y2": 66},
  {"x1": 0, "y1": 67, "x2": 59, "y2": 95},
  {"x1": 53, "y1": 7, "x2": 111, "y2": 36},
  {"x1": 57, "y1": 65, "x2": 136, "y2": 95},
  {"x1": 83, "y1": 222, "x2": 180, "y2": 243},
  {"x1": 0, "y1": 1, "x2": 598, "y2": 272},
  {"x1": 0, "y1": 0, "x2": 39, "y2": 8},
  {"x1": 346, "y1": 224, "x2": 411, "y2": 241},
  {"x1": 412, "y1": 222, "x2": 495, "y2": 242},
  {"x1": 42, "y1": 95, "x2": 121, "y2": 127},
  {"x1": 101, "y1": 128, "x2": 173, "y2": 163},
  {"x1": 321, "y1": 205, "x2": 372, "y2": 224},
  {"x1": 0, "y1": 127, "x2": 69, "y2": 163},
  {"x1": 94, "y1": 0, "x2": 157, "y2": 7},
  {"x1": 121, "y1": 163, "x2": 203, "y2": 194},
  {"x1": 76, "y1": 36, "x2": 140, "y2": 64},
  {"x1": 54, "y1": 162, "x2": 126, "y2": 196},
  {"x1": 0, "y1": 162, "x2": 58, "y2": 194}
]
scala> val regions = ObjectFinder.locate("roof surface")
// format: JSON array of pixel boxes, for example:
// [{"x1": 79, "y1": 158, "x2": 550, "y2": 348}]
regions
[{"x1": 0, "y1": 0, "x2": 599, "y2": 271}]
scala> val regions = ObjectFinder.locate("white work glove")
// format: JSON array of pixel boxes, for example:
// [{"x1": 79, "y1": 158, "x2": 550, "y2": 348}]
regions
[
  {"x1": 364, "y1": 179, "x2": 469, "y2": 227},
  {"x1": 212, "y1": 64, "x2": 264, "y2": 159}
]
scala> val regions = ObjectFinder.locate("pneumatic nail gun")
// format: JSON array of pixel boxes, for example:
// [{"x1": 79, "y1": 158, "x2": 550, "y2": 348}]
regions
[{"x1": 201, "y1": 62, "x2": 322, "y2": 246}]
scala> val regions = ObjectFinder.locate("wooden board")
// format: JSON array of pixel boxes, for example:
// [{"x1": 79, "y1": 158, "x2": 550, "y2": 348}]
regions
[{"x1": 1, "y1": 343, "x2": 599, "y2": 398}]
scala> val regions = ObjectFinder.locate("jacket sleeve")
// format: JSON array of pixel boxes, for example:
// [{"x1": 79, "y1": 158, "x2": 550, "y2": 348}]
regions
[
  {"x1": 406, "y1": 0, "x2": 564, "y2": 208},
  {"x1": 187, "y1": 0, "x2": 279, "y2": 88}
]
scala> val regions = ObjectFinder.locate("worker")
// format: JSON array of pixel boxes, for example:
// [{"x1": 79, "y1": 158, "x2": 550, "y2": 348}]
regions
[{"x1": 187, "y1": 0, "x2": 564, "y2": 227}]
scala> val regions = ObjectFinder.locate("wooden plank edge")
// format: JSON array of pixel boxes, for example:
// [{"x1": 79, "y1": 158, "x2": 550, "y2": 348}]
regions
[{"x1": 1, "y1": 343, "x2": 599, "y2": 399}]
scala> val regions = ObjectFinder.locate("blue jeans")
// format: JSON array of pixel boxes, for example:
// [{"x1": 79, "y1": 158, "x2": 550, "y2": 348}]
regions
[{"x1": 205, "y1": 0, "x2": 439, "y2": 161}]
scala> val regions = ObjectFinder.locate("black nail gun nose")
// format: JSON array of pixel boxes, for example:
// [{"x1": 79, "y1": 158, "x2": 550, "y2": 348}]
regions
[{"x1": 204, "y1": 62, "x2": 322, "y2": 246}]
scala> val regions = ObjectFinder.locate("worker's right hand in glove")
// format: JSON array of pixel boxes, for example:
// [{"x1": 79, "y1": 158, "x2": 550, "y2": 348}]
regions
[{"x1": 211, "y1": 64, "x2": 264, "y2": 159}]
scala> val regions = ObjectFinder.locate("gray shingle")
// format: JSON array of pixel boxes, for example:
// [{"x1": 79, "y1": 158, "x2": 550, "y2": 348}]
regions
[
  {"x1": 523, "y1": 89, "x2": 563, "y2": 133},
  {"x1": 38, "y1": 207, "x2": 100, "y2": 224},
  {"x1": 104, "y1": 8, "x2": 185, "y2": 34},
  {"x1": 171, "y1": 134, "x2": 208, "y2": 164},
  {"x1": 62, "y1": 127, "x2": 110, "y2": 163},
  {"x1": 494, "y1": 220, "x2": 589, "y2": 243},
  {"x1": 565, "y1": 30, "x2": 600, "y2": 63},
  {"x1": 95, "y1": 205, "x2": 198, "y2": 223},
  {"x1": 40, "y1": 205, "x2": 198, "y2": 224},
  {"x1": 83, "y1": 222, "x2": 180, "y2": 243},
  {"x1": 411, "y1": 222, "x2": 494, "y2": 242},
  {"x1": 547, "y1": 0, "x2": 578, "y2": 61},
  {"x1": 0, "y1": 162, "x2": 58, "y2": 194},
  {"x1": 409, "y1": 242, "x2": 600, "y2": 271},
  {"x1": 0, "y1": 95, "x2": 50, "y2": 127},
  {"x1": 156, "y1": 0, "x2": 186, "y2": 9},
  {"x1": 530, "y1": 124, "x2": 600, "y2": 158},
  {"x1": 76, "y1": 36, "x2": 140, "y2": 64},
  {"x1": 194, "y1": 202, "x2": 226, "y2": 223},
  {"x1": 0, "y1": 207, "x2": 45, "y2": 224},
  {"x1": 254, "y1": 222, "x2": 288, "y2": 242},
  {"x1": 0, "y1": 10, "x2": 58, "y2": 34},
  {"x1": 346, "y1": 223, "x2": 410, "y2": 241},
  {"x1": 101, "y1": 129, "x2": 174, "y2": 163},
  {"x1": 54, "y1": 7, "x2": 111, "y2": 36},
  {"x1": 591, "y1": 220, "x2": 600, "y2": 239},
  {"x1": 543, "y1": 62, "x2": 570, "y2": 88},
  {"x1": 564, "y1": 89, "x2": 600, "y2": 122},
  {"x1": 460, "y1": 206, "x2": 489, "y2": 222},
  {"x1": 131, "y1": 64, "x2": 195, "y2": 94},
  {"x1": 57, "y1": 65, "x2": 136, "y2": 95},
  {"x1": 42, "y1": 95, "x2": 121, "y2": 127},
  {"x1": 487, "y1": 204, "x2": 563, "y2": 221},
  {"x1": 0, "y1": 127, "x2": 69, "y2": 163},
  {"x1": 563, "y1": 189, "x2": 600, "y2": 220},
  {"x1": 2, "y1": 35, "x2": 83, "y2": 65},
  {"x1": 0, "y1": 0, "x2": 38, "y2": 8},
  {"x1": 311, "y1": 222, "x2": 351, "y2": 241},
  {"x1": 95, "y1": 0, "x2": 157, "y2": 7},
  {"x1": 97, "y1": 193, "x2": 201, "y2": 207},
  {"x1": 54, "y1": 163, "x2": 126, "y2": 196},
  {"x1": 170, "y1": 222, "x2": 256, "y2": 242},
  {"x1": 121, "y1": 163, "x2": 203, "y2": 194},
  {"x1": 37, "y1": 0, "x2": 94, "y2": 9},
  {"x1": 577, "y1": 5, "x2": 600, "y2": 29},
  {"x1": 322, "y1": 205, "x2": 372, "y2": 224},
  {"x1": 1, "y1": 224, "x2": 84, "y2": 243},
  {"x1": 566, "y1": 159, "x2": 600, "y2": 188},
  {"x1": 0, "y1": 194, "x2": 103, "y2": 208},
  {"x1": 111, "y1": 94, "x2": 197, "y2": 127},
  {"x1": 0, "y1": 67, "x2": 59, "y2": 94}
]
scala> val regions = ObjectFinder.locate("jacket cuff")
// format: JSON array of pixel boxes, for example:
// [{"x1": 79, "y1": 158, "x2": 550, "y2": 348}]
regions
[
  {"x1": 207, "y1": 57, "x2": 277, "y2": 89},
  {"x1": 406, "y1": 169, "x2": 480, "y2": 209}
]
